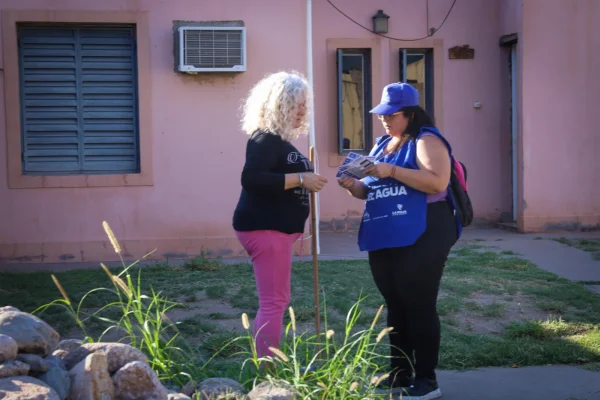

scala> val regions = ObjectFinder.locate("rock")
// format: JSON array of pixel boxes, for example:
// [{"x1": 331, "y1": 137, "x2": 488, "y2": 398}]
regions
[
  {"x1": 0, "y1": 306, "x2": 20, "y2": 314},
  {"x1": 0, "y1": 360, "x2": 30, "y2": 378},
  {"x1": 64, "y1": 342, "x2": 148, "y2": 373},
  {"x1": 38, "y1": 363, "x2": 71, "y2": 400},
  {"x1": 0, "y1": 375, "x2": 60, "y2": 399},
  {"x1": 247, "y1": 381, "x2": 296, "y2": 400},
  {"x1": 53, "y1": 349, "x2": 69, "y2": 359},
  {"x1": 180, "y1": 380, "x2": 197, "y2": 397},
  {"x1": 0, "y1": 334, "x2": 18, "y2": 363},
  {"x1": 17, "y1": 353, "x2": 51, "y2": 372},
  {"x1": 57, "y1": 339, "x2": 83, "y2": 354},
  {"x1": 45, "y1": 355, "x2": 67, "y2": 370},
  {"x1": 0, "y1": 311, "x2": 60, "y2": 356},
  {"x1": 112, "y1": 361, "x2": 168, "y2": 400},
  {"x1": 168, "y1": 392, "x2": 192, "y2": 400},
  {"x1": 197, "y1": 378, "x2": 247, "y2": 400},
  {"x1": 68, "y1": 352, "x2": 114, "y2": 400}
]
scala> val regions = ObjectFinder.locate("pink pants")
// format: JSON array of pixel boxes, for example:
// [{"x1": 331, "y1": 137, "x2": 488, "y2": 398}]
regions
[{"x1": 235, "y1": 230, "x2": 301, "y2": 358}]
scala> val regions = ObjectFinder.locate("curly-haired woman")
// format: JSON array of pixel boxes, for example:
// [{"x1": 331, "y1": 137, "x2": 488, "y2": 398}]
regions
[{"x1": 233, "y1": 71, "x2": 328, "y2": 358}]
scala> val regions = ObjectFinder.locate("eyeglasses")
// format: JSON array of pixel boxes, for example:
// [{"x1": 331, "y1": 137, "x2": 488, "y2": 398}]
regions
[{"x1": 377, "y1": 112, "x2": 402, "y2": 121}]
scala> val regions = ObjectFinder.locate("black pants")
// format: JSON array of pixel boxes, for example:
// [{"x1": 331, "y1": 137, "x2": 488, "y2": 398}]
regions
[{"x1": 368, "y1": 201, "x2": 457, "y2": 381}]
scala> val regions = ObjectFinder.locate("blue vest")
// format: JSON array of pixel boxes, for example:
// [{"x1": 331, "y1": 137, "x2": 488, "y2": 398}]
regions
[{"x1": 357, "y1": 126, "x2": 461, "y2": 252}]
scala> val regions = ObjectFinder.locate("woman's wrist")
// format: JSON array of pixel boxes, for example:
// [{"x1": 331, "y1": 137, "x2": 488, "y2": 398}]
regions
[
  {"x1": 298, "y1": 173, "x2": 304, "y2": 188},
  {"x1": 349, "y1": 179, "x2": 366, "y2": 198}
]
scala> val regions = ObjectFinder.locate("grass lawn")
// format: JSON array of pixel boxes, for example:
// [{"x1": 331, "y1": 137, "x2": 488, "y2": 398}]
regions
[
  {"x1": 1, "y1": 244, "x2": 599, "y2": 377},
  {"x1": 550, "y1": 237, "x2": 600, "y2": 261}
]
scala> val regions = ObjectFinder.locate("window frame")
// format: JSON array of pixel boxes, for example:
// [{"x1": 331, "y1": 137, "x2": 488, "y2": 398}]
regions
[
  {"x1": 336, "y1": 47, "x2": 373, "y2": 155},
  {"x1": 2, "y1": 10, "x2": 153, "y2": 189},
  {"x1": 399, "y1": 48, "x2": 434, "y2": 117}
]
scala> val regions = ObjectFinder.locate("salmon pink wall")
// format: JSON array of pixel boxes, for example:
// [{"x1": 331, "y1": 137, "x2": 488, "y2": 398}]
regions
[
  {"x1": 0, "y1": 0, "x2": 309, "y2": 263},
  {"x1": 3, "y1": 0, "x2": 595, "y2": 265},
  {"x1": 500, "y1": 0, "x2": 522, "y2": 35},
  {"x1": 312, "y1": 0, "x2": 512, "y2": 229},
  {"x1": 519, "y1": 0, "x2": 600, "y2": 231}
]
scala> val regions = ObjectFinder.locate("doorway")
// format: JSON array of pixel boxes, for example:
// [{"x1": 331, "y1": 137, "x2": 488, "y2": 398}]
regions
[{"x1": 509, "y1": 44, "x2": 518, "y2": 222}]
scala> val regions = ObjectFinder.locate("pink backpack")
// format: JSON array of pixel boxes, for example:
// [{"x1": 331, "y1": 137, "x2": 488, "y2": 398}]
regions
[
  {"x1": 449, "y1": 157, "x2": 473, "y2": 227},
  {"x1": 452, "y1": 158, "x2": 468, "y2": 192}
]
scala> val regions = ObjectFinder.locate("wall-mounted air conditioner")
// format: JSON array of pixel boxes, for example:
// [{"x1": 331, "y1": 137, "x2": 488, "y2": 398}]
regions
[{"x1": 177, "y1": 26, "x2": 246, "y2": 73}]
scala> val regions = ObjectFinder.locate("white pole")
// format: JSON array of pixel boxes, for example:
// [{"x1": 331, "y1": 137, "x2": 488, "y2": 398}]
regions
[{"x1": 307, "y1": 0, "x2": 320, "y2": 254}]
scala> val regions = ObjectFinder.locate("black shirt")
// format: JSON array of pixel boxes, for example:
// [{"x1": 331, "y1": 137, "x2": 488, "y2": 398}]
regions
[{"x1": 233, "y1": 130, "x2": 312, "y2": 234}]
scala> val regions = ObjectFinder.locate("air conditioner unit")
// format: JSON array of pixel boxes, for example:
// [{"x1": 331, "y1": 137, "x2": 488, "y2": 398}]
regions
[{"x1": 177, "y1": 26, "x2": 246, "y2": 73}]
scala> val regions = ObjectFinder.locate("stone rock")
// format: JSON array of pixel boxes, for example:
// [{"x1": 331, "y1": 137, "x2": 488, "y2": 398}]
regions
[
  {"x1": 168, "y1": 391, "x2": 192, "y2": 400},
  {"x1": 112, "y1": 361, "x2": 168, "y2": 400},
  {"x1": 0, "y1": 360, "x2": 30, "y2": 378},
  {"x1": 64, "y1": 342, "x2": 148, "y2": 373},
  {"x1": 0, "y1": 334, "x2": 18, "y2": 363},
  {"x1": 0, "y1": 375, "x2": 60, "y2": 400},
  {"x1": 17, "y1": 353, "x2": 51, "y2": 372},
  {"x1": 0, "y1": 311, "x2": 60, "y2": 356},
  {"x1": 0, "y1": 307, "x2": 20, "y2": 314},
  {"x1": 38, "y1": 362, "x2": 70, "y2": 400},
  {"x1": 57, "y1": 339, "x2": 83, "y2": 354},
  {"x1": 180, "y1": 380, "x2": 197, "y2": 397},
  {"x1": 197, "y1": 378, "x2": 247, "y2": 400},
  {"x1": 52, "y1": 349, "x2": 69, "y2": 359},
  {"x1": 68, "y1": 352, "x2": 114, "y2": 400},
  {"x1": 45, "y1": 355, "x2": 67, "y2": 370},
  {"x1": 247, "y1": 381, "x2": 296, "y2": 400}
]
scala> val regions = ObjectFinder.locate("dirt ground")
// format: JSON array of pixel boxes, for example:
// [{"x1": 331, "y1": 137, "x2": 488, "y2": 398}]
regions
[
  {"x1": 163, "y1": 289, "x2": 559, "y2": 338},
  {"x1": 452, "y1": 292, "x2": 551, "y2": 335}
]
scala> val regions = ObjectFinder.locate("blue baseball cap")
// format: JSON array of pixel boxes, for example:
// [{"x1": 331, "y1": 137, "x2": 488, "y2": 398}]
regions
[{"x1": 369, "y1": 82, "x2": 419, "y2": 115}]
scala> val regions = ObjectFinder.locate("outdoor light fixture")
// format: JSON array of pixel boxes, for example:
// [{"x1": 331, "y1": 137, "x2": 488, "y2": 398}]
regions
[{"x1": 372, "y1": 10, "x2": 390, "y2": 34}]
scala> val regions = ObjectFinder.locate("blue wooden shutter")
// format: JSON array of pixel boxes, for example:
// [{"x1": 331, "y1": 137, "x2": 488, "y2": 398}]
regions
[
  {"x1": 18, "y1": 25, "x2": 139, "y2": 175},
  {"x1": 80, "y1": 27, "x2": 139, "y2": 173},
  {"x1": 19, "y1": 27, "x2": 80, "y2": 173}
]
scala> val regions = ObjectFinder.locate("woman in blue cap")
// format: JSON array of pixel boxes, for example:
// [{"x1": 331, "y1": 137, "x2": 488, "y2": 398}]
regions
[{"x1": 338, "y1": 82, "x2": 459, "y2": 399}]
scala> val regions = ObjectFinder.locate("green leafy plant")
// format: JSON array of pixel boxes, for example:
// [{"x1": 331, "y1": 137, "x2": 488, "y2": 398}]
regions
[
  {"x1": 236, "y1": 295, "x2": 401, "y2": 399},
  {"x1": 35, "y1": 221, "x2": 222, "y2": 387}
]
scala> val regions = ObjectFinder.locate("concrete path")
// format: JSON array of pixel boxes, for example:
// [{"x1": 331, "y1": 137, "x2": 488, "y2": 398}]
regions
[
  {"x1": 437, "y1": 366, "x2": 600, "y2": 400},
  {"x1": 459, "y1": 229, "x2": 600, "y2": 282},
  {"x1": 318, "y1": 228, "x2": 600, "y2": 283},
  {"x1": 3, "y1": 229, "x2": 600, "y2": 278}
]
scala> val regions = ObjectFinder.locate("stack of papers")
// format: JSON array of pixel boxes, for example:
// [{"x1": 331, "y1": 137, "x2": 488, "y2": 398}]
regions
[{"x1": 336, "y1": 152, "x2": 377, "y2": 180}]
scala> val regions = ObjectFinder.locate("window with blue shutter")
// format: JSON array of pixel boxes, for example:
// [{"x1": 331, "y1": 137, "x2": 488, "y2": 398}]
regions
[{"x1": 18, "y1": 25, "x2": 140, "y2": 175}]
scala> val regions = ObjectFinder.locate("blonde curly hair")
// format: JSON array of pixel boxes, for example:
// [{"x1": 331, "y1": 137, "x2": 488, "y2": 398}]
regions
[{"x1": 241, "y1": 71, "x2": 312, "y2": 142}]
